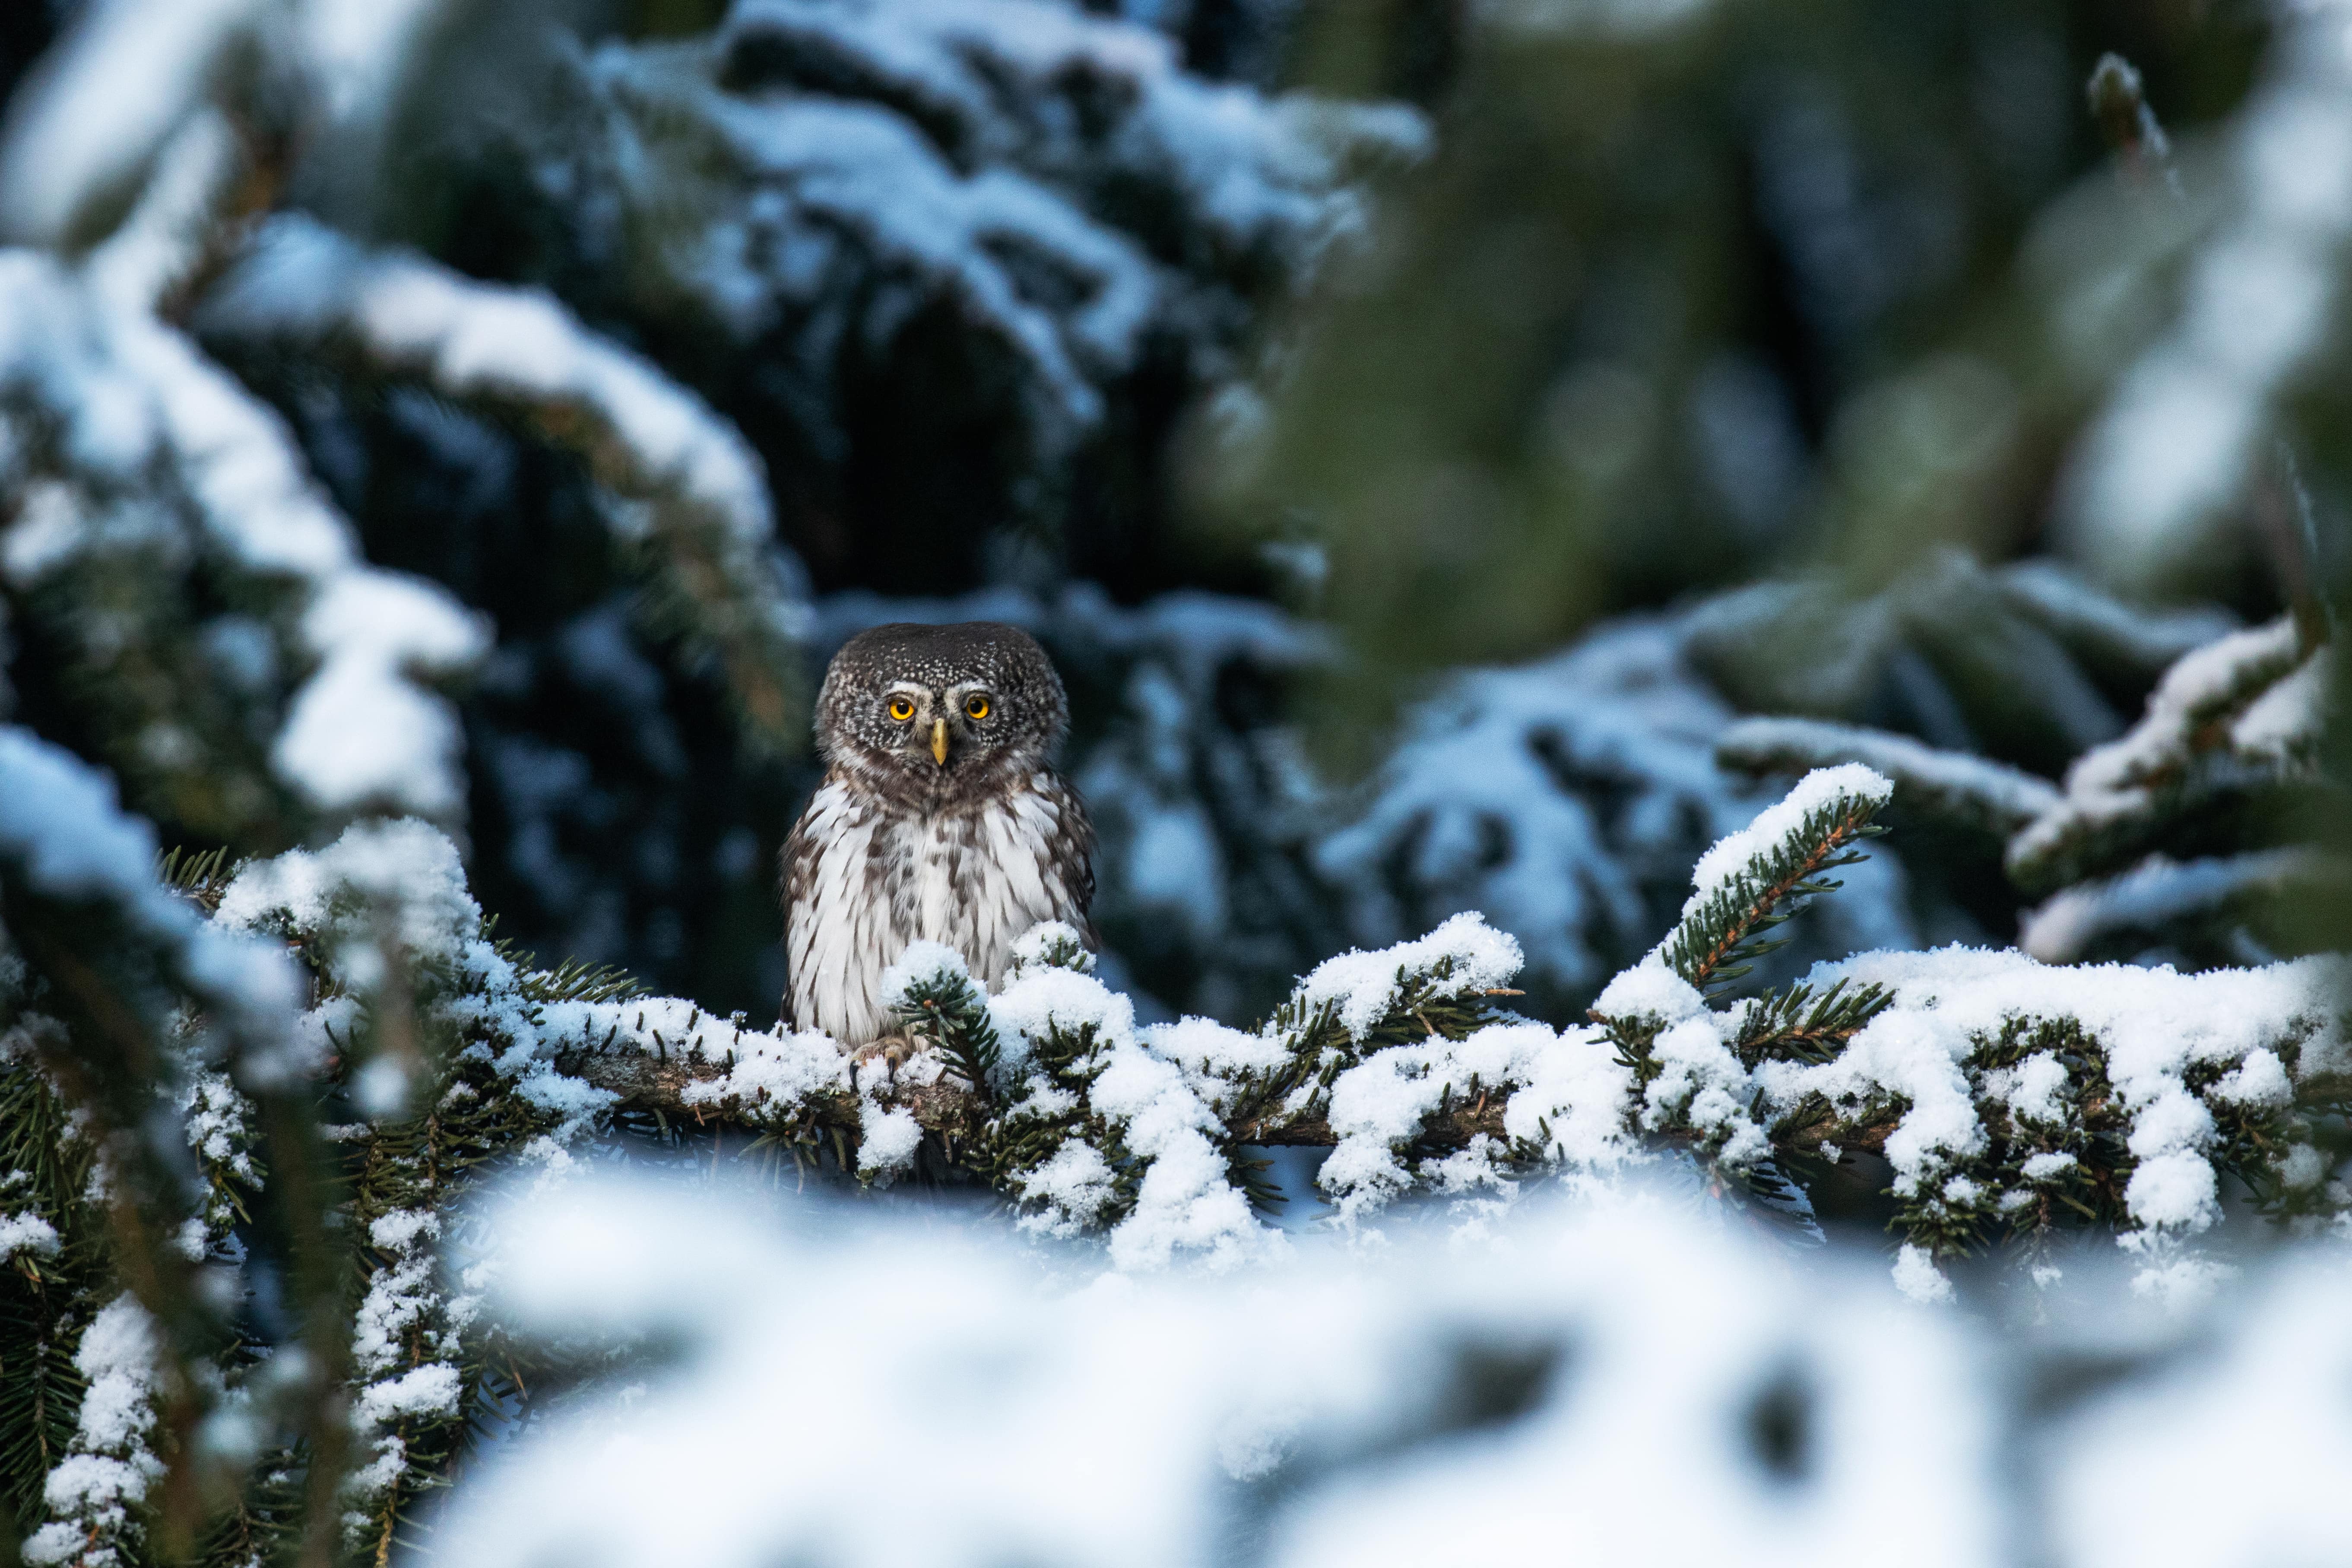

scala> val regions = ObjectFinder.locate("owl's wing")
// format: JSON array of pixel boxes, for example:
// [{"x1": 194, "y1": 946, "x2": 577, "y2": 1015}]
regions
[
  {"x1": 778, "y1": 782, "x2": 845, "y2": 1032},
  {"x1": 1037, "y1": 771, "x2": 1099, "y2": 948},
  {"x1": 780, "y1": 796, "x2": 821, "y2": 921}
]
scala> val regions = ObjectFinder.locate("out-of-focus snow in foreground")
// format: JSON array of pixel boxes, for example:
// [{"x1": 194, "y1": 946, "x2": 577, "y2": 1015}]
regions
[{"x1": 432, "y1": 1172, "x2": 2352, "y2": 1568}]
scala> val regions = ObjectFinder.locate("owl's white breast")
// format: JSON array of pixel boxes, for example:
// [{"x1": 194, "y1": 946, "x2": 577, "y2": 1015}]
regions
[{"x1": 785, "y1": 775, "x2": 1083, "y2": 1045}]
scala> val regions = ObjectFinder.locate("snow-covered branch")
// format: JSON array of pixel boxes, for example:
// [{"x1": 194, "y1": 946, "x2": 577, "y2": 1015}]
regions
[
  {"x1": 557, "y1": 762, "x2": 2348, "y2": 1295},
  {"x1": 199, "y1": 217, "x2": 813, "y2": 745},
  {"x1": 2007, "y1": 616, "x2": 2326, "y2": 895},
  {"x1": 1727, "y1": 606, "x2": 2336, "y2": 966},
  {"x1": 1718, "y1": 716, "x2": 2061, "y2": 837}
]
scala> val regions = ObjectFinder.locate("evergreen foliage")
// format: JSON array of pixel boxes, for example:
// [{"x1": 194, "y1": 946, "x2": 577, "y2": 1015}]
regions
[
  {"x1": 1724, "y1": 607, "x2": 2343, "y2": 967},
  {"x1": 2, "y1": 0, "x2": 2352, "y2": 1561}
]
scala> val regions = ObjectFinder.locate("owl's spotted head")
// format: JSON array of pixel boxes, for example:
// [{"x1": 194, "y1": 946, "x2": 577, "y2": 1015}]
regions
[{"x1": 817, "y1": 621, "x2": 1068, "y2": 787}]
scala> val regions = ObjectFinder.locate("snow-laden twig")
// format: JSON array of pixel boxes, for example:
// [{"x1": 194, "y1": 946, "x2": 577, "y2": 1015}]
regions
[
  {"x1": 0, "y1": 0, "x2": 256, "y2": 250},
  {"x1": 0, "y1": 726, "x2": 300, "y2": 1056},
  {"x1": 21, "y1": 1296, "x2": 165, "y2": 1568},
  {"x1": 1719, "y1": 716, "x2": 2062, "y2": 837},
  {"x1": 2007, "y1": 616, "x2": 2320, "y2": 894},
  {"x1": 0, "y1": 250, "x2": 490, "y2": 821},
  {"x1": 2020, "y1": 847, "x2": 2346, "y2": 964},
  {"x1": 569, "y1": 767, "x2": 2347, "y2": 1292}
]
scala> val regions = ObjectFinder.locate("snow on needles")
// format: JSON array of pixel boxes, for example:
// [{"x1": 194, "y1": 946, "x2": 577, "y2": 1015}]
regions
[
  {"x1": 0, "y1": 247, "x2": 488, "y2": 819},
  {"x1": 530, "y1": 0, "x2": 1422, "y2": 509},
  {"x1": 2009, "y1": 617, "x2": 2311, "y2": 888},
  {"x1": 1680, "y1": 762, "x2": 1891, "y2": 917},
  {"x1": 1292, "y1": 912, "x2": 1523, "y2": 1039},
  {"x1": 21, "y1": 1295, "x2": 165, "y2": 1568},
  {"x1": 988, "y1": 951, "x2": 1278, "y2": 1271},
  {"x1": 0, "y1": 725, "x2": 300, "y2": 1047},
  {"x1": 1718, "y1": 716, "x2": 2062, "y2": 836}
]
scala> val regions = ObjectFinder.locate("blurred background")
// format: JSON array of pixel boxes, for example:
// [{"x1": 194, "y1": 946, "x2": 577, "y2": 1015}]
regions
[
  {"x1": 6, "y1": 2, "x2": 2352, "y2": 1563},
  {"x1": 0, "y1": 0, "x2": 2340, "y2": 1046}
]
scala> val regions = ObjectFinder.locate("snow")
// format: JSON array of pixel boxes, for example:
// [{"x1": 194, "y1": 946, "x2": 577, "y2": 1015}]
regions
[
  {"x1": 1500, "y1": 1025, "x2": 1644, "y2": 1171},
  {"x1": 524, "y1": 0, "x2": 1419, "y2": 529},
  {"x1": 1591, "y1": 961, "x2": 1709, "y2": 1023},
  {"x1": 1319, "y1": 1019, "x2": 1604, "y2": 1224},
  {"x1": 0, "y1": 0, "x2": 258, "y2": 248},
  {"x1": 0, "y1": 727, "x2": 174, "y2": 905},
  {"x1": 0, "y1": 725, "x2": 301, "y2": 1044},
  {"x1": 986, "y1": 959, "x2": 1278, "y2": 1271},
  {"x1": 1892, "y1": 1243, "x2": 1956, "y2": 1305},
  {"x1": 354, "y1": 1362, "x2": 464, "y2": 1426},
  {"x1": 1009, "y1": 920, "x2": 1095, "y2": 976},
  {"x1": 201, "y1": 214, "x2": 806, "y2": 739},
  {"x1": 83, "y1": 109, "x2": 243, "y2": 317},
  {"x1": 1777, "y1": 944, "x2": 2347, "y2": 1243},
  {"x1": 0, "y1": 242, "x2": 491, "y2": 820},
  {"x1": 2230, "y1": 648, "x2": 2329, "y2": 762},
  {"x1": 878, "y1": 941, "x2": 975, "y2": 1010},
  {"x1": 300, "y1": 0, "x2": 448, "y2": 121},
  {"x1": 276, "y1": 572, "x2": 488, "y2": 820},
  {"x1": 1291, "y1": 912, "x2": 1522, "y2": 1039},
  {"x1": 218, "y1": 817, "x2": 475, "y2": 957},
  {"x1": 434, "y1": 1175, "x2": 2030, "y2": 1568},
  {"x1": 856, "y1": 1100, "x2": 922, "y2": 1178},
  {"x1": 680, "y1": 1025, "x2": 850, "y2": 1116},
  {"x1": 1257, "y1": 762, "x2": 2352, "y2": 1274},
  {"x1": 1144, "y1": 1014, "x2": 1292, "y2": 1092},
  {"x1": 210, "y1": 216, "x2": 780, "y2": 565},
  {"x1": 1318, "y1": 616, "x2": 1916, "y2": 1001},
  {"x1": 0, "y1": 1211, "x2": 60, "y2": 1261},
  {"x1": 2050, "y1": 1258, "x2": 2352, "y2": 1568}
]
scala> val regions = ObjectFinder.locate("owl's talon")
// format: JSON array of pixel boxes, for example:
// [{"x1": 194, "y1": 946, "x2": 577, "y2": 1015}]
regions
[{"x1": 851, "y1": 1034, "x2": 916, "y2": 1071}]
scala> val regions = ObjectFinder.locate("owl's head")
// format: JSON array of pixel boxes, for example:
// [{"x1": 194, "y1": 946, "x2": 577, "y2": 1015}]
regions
[{"x1": 817, "y1": 621, "x2": 1068, "y2": 787}]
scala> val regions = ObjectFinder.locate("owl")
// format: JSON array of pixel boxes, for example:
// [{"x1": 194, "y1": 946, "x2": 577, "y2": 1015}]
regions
[{"x1": 782, "y1": 621, "x2": 1096, "y2": 1048}]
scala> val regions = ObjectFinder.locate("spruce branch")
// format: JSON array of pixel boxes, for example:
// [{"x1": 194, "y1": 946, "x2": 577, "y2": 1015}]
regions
[
  {"x1": 1734, "y1": 978, "x2": 1892, "y2": 1068},
  {"x1": 200, "y1": 222, "x2": 811, "y2": 751},
  {"x1": 892, "y1": 968, "x2": 1002, "y2": 1108},
  {"x1": 1717, "y1": 718, "x2": 2059, "y2": 839},
  {"x1": 2006, "y1": 616, "x2": 2320, "y2": 897},
  {"x1": 1657, "y1": 790, "x2": 1889, "y2": 993}
]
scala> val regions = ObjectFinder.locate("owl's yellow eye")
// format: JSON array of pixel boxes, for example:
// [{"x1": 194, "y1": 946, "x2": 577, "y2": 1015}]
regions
[
  {"x1": 887, "y1": 697, "x2": 915, "y2": 722},
  {"x1": 964, "y1": 694, "x2": 991, "y2": 720}
]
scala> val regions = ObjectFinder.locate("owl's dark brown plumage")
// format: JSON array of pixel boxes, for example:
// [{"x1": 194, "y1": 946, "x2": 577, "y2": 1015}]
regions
[{"x1": 781, "y1": 622, "x2": 1095, "y2": 1045}]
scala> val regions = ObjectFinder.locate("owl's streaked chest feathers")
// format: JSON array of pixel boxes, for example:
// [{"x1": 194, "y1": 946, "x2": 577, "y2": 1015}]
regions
[{"x1": 783, "y1": 770, "x2": 1091, "y2": 1045}]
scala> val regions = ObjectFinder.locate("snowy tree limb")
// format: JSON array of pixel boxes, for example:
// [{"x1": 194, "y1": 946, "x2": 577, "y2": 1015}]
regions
[
  {"x1": 564, "y1": 1043, "x2": 1550, "y2": 1153},
  {"x1": 1718, "y1": 716, "x2": 2061, "y2": 838},
  {"x1": 199, "y1": 217, "x2": 813, "y2": 746}
]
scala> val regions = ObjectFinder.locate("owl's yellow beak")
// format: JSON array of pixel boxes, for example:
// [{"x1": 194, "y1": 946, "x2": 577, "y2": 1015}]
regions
[{"x1": 930, "y1": 718, "x2": 949, "y2": 766}]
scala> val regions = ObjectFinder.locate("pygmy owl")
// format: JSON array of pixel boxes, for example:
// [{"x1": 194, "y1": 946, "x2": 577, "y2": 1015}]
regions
[{"x1": 782, "y1": 621, "x2": 1096, "y2": 1046}]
